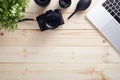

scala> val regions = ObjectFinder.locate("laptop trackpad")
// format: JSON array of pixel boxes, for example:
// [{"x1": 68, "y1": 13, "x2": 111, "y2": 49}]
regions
[{"x1": 101, "y1": 20, "x2": 120, "y2": 51}]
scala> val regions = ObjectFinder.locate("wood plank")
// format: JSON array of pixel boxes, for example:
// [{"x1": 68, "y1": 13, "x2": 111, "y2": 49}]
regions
[
  {"x1": 0, "y1": 47, "x2": 119, "y2": 63},
  {"x1": 0, "y1": 30, "x2": 110, "y2": 47},
  {"x1": 0, "y1": 63, "x2": 120, "y2": 80}
]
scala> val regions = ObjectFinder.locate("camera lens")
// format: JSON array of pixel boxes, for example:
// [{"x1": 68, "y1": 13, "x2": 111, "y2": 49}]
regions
[
  {"x1": 59, "y1": 0, "x2": 71, "y2": 8},
  {"x1": 46, "y1": 14, "x2": 60, "y2": 29},
  {"x1": 34, "y1": 0, "x2": 51, "y2": 7}
]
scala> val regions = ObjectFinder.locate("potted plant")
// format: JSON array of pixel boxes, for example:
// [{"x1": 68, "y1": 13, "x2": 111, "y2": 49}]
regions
[{"x1": 0, "y1": 0, "x2": 30, "y2": 31}]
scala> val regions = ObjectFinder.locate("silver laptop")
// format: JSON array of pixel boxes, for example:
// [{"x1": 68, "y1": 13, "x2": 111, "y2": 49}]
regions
[{"x1": 86, "y1": 0, "x2": 120, "y2": 53}]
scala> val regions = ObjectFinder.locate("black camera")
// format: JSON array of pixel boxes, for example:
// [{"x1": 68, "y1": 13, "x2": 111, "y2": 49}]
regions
[{"x1": 36, "y1": 9, "x2": 64, "y2": 31}]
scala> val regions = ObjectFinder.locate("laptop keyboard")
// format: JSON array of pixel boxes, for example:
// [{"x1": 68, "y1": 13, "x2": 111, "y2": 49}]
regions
[{"x1": 102, "y1": 0, "x2": 120, "y2": 24}]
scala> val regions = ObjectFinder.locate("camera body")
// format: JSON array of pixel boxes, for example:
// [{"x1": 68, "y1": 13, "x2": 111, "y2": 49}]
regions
[{"x1": 36, "y1": 9, "x2": 64, "y2": 31}]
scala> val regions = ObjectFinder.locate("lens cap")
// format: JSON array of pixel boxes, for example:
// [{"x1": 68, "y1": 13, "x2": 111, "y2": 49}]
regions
[
  {"x1": 34, "y1": 0, "x2": 51, "y2": 7},
  {"x1": 59, "y1": 0, "x2": 71, "y2": 8}
]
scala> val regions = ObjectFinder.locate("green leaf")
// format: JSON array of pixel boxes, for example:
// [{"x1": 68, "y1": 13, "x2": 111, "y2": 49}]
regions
[{"x1": 0, "y1": 0, "x2": 30, "y2": 31}]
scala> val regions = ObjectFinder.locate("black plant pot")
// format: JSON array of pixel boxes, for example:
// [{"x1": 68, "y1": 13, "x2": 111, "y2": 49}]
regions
[{"x1": 34, "y1": 0, "x2": 51, "y2": 7}]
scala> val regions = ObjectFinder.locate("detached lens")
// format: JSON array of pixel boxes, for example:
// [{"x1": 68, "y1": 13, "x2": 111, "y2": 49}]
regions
[
  {"x1": 59, "y1": 0, "x2": 71, "y2": 8},
  {"x1": 34, "y1": 0, "x2": 51, "y2": 7}
]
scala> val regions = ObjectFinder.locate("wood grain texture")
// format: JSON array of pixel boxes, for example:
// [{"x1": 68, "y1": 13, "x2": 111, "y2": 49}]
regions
[
  {"x1": 0, "y1": 47, "x2": 119, "y2": 63},
  {"x1": 0, "y1": 30, "x2": 110, "y2": 47},
  {"x1": 0, "y1": 64, "x2": 120, "y2": 80},
  {"x1": 0, "y1": 0, "x2": 120, "y2": 80}
]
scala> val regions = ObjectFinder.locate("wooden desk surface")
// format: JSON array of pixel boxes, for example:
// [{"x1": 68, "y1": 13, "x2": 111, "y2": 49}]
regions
[{"x1": 0, "y1": 0, "x2": 120, "y2": 80}]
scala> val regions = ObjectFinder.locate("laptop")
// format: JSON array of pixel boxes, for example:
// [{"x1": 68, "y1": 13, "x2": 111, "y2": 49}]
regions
[{"x1": 86, "y1": 0, "x2": 120, "y2": 53}]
